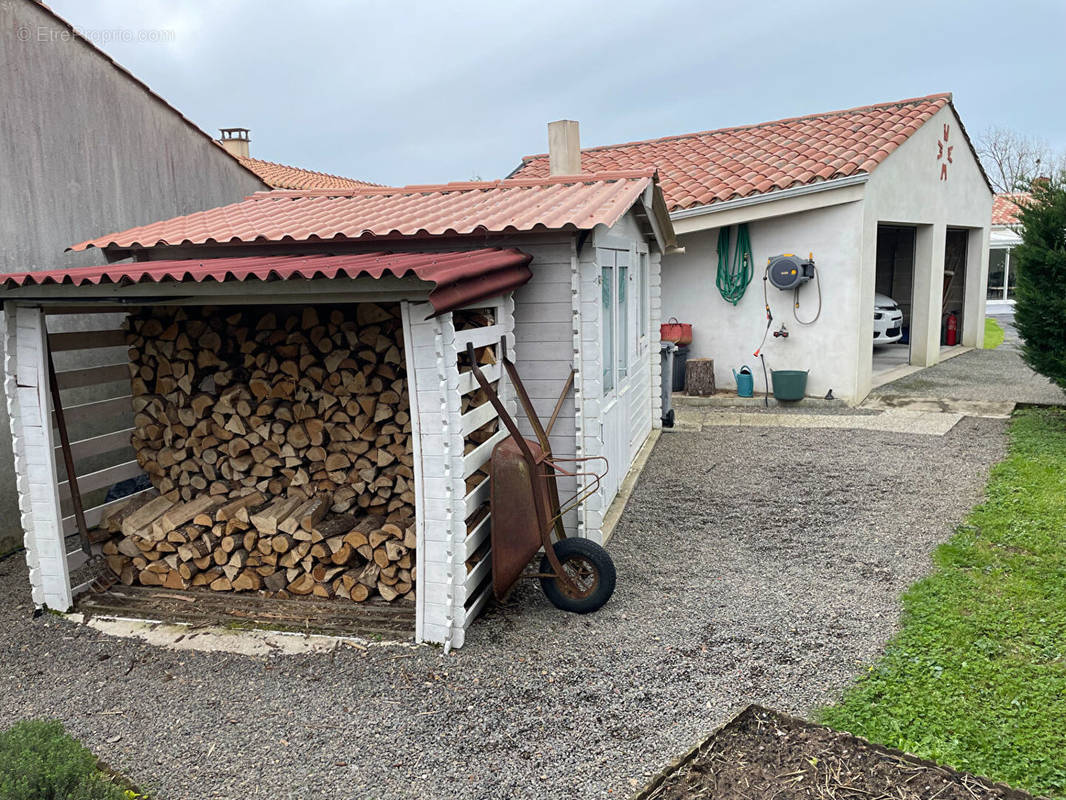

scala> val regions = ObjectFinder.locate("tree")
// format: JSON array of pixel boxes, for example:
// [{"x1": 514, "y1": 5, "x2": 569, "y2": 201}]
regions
[
  {"x1": 1012, "y1": 175, "x2": 1066, "y2": 392},
  {"x1": 976, "y1": 126, "x2": 1065, "y2": 194}
]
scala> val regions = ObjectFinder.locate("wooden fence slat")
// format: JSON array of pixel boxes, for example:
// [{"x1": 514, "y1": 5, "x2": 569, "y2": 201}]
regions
[
  {"x1": 462, "y1": 428, "x2": 507, "y2": 479},
  {"x1": 58, "y1": 459, "x2": 142, "y2": 496},
  {"x1": 48, "y1": 329, "x2": 126, "y2": 351},
  {"x1": 54, "y1": 428, "x2": 134, "y2": 463},
  {"x1": 55, "y1": 363, "x2": 128, "y2": 390},
  {"x1": 53, "y1": 395, "x2": 132, "y2": 426},
  {"x1": 460, "y1": 401, "x2": 497, "y2": 435},
  {"x1": 464, "y1": 513, "x2": 491, "y2": 560}
]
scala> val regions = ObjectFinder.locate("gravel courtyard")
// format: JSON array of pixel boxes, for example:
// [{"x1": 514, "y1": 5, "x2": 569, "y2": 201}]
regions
[{"x1": 0, "y1": 415, "x2": 1007, "y2": 800}]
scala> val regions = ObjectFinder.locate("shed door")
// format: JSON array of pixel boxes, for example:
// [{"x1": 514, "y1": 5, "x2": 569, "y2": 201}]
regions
[{"x1": 598, "y1": 247, "x2": 631, "y2": 505}]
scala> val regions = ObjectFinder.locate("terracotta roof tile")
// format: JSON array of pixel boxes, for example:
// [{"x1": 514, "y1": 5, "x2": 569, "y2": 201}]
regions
[
  {"x1": 992, "y1": 193, "x2": 1029, "y2": 226},
  {"x1": 69, "y1": 171, "x2": 657, "y2": 252},
  {"x1": 513, "y1": 94, "x2": 956, "y2": 211},
  {"x1": 235, "y1": 156, "x2": 381, "y2": 190}
]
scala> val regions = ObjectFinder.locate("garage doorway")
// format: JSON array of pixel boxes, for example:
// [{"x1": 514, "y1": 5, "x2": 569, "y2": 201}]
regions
[
  {"x1": 942, "y1": 228, "x2": 968, "y2": 350},
  {"x1": 873, "y1": 225, "x2": 915, "y2": 376}
]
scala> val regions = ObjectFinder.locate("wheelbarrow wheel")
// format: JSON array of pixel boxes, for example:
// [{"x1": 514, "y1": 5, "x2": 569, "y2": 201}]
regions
[{"x1": 539, "y1": 537, "x2": 616, "y2": 614}]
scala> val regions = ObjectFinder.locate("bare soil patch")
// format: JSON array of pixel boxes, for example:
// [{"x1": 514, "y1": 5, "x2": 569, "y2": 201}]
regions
[{"x1": 639, "y1": 706, "x2": 1033, "y2": 800}]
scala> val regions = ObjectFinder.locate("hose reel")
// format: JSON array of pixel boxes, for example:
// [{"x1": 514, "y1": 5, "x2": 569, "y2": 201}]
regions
[{"x1": 767, "y1": 254, "x2": 815, "y2": 290}]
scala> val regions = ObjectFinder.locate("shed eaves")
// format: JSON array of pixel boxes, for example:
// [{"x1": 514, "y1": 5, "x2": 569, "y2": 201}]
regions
[{"x1": 0, "y1": 250, "x2": 533, "y2": 316}]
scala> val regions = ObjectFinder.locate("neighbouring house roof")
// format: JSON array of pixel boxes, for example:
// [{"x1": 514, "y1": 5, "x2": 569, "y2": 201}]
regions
[
  {"x1": 0, "y1": 250, "x2": 533, "y2": 316},
  {"x1": 992, "y1": 192, "x2": 1029, "y2": 226},
  {"x1": 235, "y1": 155, "x2": 382, "y2": 190},
  {"x1": 513, "y1": 94, "x2": 990, "y2": 212},
  {"x1": 69, "y1": 171, "x2": 674, "y2": 253}
]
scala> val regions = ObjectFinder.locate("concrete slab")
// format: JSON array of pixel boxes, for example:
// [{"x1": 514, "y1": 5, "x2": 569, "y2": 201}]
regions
[
  {"x1": 863, "y1": 394, "x2": 1015, "y2": 419},
  {"x1": 670, "y1": 407, "x2": 964, "y2": 436}
]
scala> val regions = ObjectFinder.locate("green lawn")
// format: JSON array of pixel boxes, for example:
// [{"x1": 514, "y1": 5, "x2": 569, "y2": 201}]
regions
[
  {"x1": 820, "y1": 408, "x2": 1066, "y2": 798},
  {"x1": 984, "y1": 316, "x2": 1005, "y2": 349}
]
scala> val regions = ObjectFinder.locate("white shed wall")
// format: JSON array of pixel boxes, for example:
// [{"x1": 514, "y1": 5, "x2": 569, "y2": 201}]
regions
[{"x1": 662, "y1": 200, "x2": 866, "y2": 401}]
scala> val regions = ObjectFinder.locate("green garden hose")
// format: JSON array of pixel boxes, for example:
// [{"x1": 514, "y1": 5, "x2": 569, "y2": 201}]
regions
[{"x1": 716, "y1": 224, "x2": 753, "y2": 305}]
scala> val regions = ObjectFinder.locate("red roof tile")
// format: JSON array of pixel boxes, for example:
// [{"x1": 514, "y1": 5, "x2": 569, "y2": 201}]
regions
[
  {"x1": 235, "y1": 155, "x2": 382, "y2": 190},
  {"x1": 0, "y1": 250, "x2": 533, "y2": 316},
  {"x1": 992, "y1": 193, "x2": 1029, "y2": 226},
  {"x1": 513, "y1": 94, "x2": 957, "y2": 211},
  {"x1": 69, "y1": 172, "x2": 657, "y2": 252}
]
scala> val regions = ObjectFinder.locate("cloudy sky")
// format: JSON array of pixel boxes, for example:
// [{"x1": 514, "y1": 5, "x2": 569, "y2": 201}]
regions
[{"x1": 48, "y1": 0, "x2": 1066, "y2": 187}]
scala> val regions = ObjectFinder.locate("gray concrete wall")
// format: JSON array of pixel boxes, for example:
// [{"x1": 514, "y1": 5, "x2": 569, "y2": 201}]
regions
[{"x1": 0, "y1": 0, "x2": 266, "y2": 554}]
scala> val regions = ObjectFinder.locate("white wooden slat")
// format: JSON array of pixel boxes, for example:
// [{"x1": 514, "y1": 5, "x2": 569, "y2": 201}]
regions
[
  {"x1": 48, "y1": 329, "x2": 126, "y2": 351},
  {"x1": 463, "y1": 553, "x2": 492, "y2": 596},
  {"x1": 464, "y1": 477, "x2": 491, "y2": 519},
  {"x1": 58, "y1": 459, "x2": 142, "y2": 496},
  {"x1": 67, "y1": 549, "x2": 89, "y2": 571},
  {"x1": 54, "y1": 395, "x2": 132, "y2": 426},
  {"x1": 463, "y1": 580, "x2": 494, "y2": 622},
  {"x1": 464, "y1": 512, "x2": 492, "y2": 560},
  {"x1": 55, "y1": 428, "x2": 134, "y2": 463},
  {"x1": 457, "y1": 363, "x2": 501, "y2": 395},
  {"x1": 462, "y1": 428, "x2": 508, "y2": 479},
  {"x1": 55, "y1": 363, "x2": 128, "y2": 390},
  {"x1": 62, "y1": 487, "x2": 153, "y2": 536},
  {"x1": 453, "y1": 324, "x2": 504, "y2": 352},
  {"x1": 460, "y1": 400, "x2": 498, "y2": 435}
]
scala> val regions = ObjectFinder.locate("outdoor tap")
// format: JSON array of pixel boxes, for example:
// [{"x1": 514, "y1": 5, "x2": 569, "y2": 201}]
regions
[{"x1": 773, "y1": 324, "x2": 789, "y2": 339}]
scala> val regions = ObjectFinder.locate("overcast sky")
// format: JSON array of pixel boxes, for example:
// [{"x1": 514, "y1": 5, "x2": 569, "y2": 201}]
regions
[{"x1": 48, "y1": 0, "x2": 1066, "y2": 187}]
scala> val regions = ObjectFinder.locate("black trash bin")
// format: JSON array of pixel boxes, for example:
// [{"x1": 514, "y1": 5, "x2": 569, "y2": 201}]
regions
[
  {"x1": 659, "y1": 341, "x2": 676, "y2": 427},
  {"x1": 671, "y1": 345, "x2": 689, "y2": 393}
]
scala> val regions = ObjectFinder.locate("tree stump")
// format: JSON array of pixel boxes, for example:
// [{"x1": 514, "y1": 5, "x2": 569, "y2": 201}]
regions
[{"x1": 685, "y1": 358, "x2": 716, "y2": 396}]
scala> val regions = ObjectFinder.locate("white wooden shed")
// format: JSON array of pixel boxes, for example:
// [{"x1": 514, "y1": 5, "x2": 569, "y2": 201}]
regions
[{"x1": 0, "y1": 171, "x2": 674, "y2": 649}]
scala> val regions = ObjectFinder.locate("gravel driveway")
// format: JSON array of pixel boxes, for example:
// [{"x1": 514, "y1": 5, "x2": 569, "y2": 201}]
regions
[{"x1": 0, "y1": 418, "x2": 1006, "y2": 799}]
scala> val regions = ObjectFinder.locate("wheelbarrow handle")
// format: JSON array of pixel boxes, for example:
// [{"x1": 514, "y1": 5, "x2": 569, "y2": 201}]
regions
[{"x1": 464, "y1": 341, "x2": 533, "y2": 462}]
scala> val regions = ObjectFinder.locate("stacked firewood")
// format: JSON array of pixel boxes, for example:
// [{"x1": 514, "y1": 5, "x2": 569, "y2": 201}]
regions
[
  {"x1": 100, "y1": 490, "x2": 415, "y2": 601},
  {"x1": 100, "y1": 303, "x2": 416, "y2": 603}
]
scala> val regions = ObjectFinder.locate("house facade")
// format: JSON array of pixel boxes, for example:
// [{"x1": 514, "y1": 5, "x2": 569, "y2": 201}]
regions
[
  {"x1": 987, "y1": 193, "x2": 1027, "y2": 315},
  {"x1": 514, "y1": 94, "x2": 994, "y2": 402}
]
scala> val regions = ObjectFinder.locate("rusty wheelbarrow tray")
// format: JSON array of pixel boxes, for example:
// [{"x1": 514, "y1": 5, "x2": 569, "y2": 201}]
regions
[{"x1": 465, "y1": 340, "x2": 616, "y2": 613}]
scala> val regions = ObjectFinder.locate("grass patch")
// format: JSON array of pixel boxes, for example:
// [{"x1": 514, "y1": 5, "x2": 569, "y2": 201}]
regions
[
  {"x1": 984, "y1": 316, "x2": 1005, "y2": 350},
  {"x1": 0, "y1": 720, "x2": 142, "y2": 800},
  {"x1": 819, "y1": 408, "x2": 1066, "y2": 797}
]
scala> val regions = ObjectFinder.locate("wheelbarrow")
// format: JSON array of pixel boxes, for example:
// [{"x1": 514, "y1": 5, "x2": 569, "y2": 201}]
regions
[{"x1": 465, "y1": 340, "x2": 616, "y2": 613}]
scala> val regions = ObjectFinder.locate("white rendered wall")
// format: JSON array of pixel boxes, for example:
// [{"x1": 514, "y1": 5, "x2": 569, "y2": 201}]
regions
[
  {"x1": 857, "y1": 104, "x2": 994, "y2": 396},
  {"x1": 662, "y1": 200, "x2": 866, "y2": 401}
]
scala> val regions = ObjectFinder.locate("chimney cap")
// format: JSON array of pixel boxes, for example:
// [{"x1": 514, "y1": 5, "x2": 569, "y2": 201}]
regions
[{"x1": 219, "y1": 128, "x2": 250, "y2": 141}]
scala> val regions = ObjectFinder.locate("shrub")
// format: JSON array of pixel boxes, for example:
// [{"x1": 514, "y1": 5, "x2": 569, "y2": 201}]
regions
[
  {"x1": 0, "y1": 720, "x2": 127, "y2": 800},
  {"x1": 1012, "y1": 176, "x2": 1066, "y2": 390}
]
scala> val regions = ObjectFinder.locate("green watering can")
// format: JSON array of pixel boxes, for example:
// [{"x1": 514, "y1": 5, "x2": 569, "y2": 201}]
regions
[{"x1": 733, "y1": 365, "x2": 754, "y2": 398}]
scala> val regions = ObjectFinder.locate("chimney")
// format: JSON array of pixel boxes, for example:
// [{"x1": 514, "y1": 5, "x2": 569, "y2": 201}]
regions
[
  {"x1": 547, "y1": 120, "x2": 581, "y2": 176},
  {"x1": 218, "y1": 127, "x2": 250, "y2": 158}
]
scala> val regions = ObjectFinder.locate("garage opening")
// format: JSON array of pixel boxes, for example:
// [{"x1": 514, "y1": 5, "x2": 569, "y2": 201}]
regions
[
  {"x1": 942, "y1": 228, "x2": 968, "y2": 350},
  {"x1": 873, "y1": 225, "x2": 915, "y2": 376}
]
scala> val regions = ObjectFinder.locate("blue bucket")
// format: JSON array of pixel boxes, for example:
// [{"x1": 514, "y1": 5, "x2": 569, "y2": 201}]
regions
[{"x1": 733, "y1": 365, "x2": 754, "y2": 398}]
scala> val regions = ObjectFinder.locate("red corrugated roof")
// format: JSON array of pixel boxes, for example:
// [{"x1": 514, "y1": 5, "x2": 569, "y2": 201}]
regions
[
  {"x1": 0, "y1": 250, "x2": 533, "y2": 316},
  {"x1": 235, "y1": 155, "x2": 382, "y2": 190},
  {"x1": 69, "y1": 172, "x2": 656, "y2": 252},
  {"x1": 992, "y1": 193, "x2": 1028, "y2": 226},
  {"x1": 512, "y1": 94, "x2": 968, "y2": 211}
]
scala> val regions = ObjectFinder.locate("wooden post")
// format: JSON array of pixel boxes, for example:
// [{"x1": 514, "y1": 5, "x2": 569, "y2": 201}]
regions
[{"x1": 685, "y1": 358, "x2": 716, "y2": 396}]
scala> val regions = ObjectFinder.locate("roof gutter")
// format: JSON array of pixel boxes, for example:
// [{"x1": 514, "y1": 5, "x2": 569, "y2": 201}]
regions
[{"x1": 669, "y1": 173, "x2": 870, "y2": 221}]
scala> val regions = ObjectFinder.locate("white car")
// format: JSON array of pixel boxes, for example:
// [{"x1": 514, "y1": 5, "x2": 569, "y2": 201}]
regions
[{"x1": 873, "y1": 292, "x2": 904, "y2": 345}]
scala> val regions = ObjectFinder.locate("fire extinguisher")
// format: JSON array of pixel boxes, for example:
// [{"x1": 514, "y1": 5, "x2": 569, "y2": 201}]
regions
[{"x1": 946, "y1": 312, "x2": 958, "y2": 346}]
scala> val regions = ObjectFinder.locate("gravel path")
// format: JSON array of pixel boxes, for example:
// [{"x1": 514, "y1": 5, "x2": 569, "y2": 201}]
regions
[{"x1": 0, "y1": 418, "x2": 1006, "y2": 800}]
